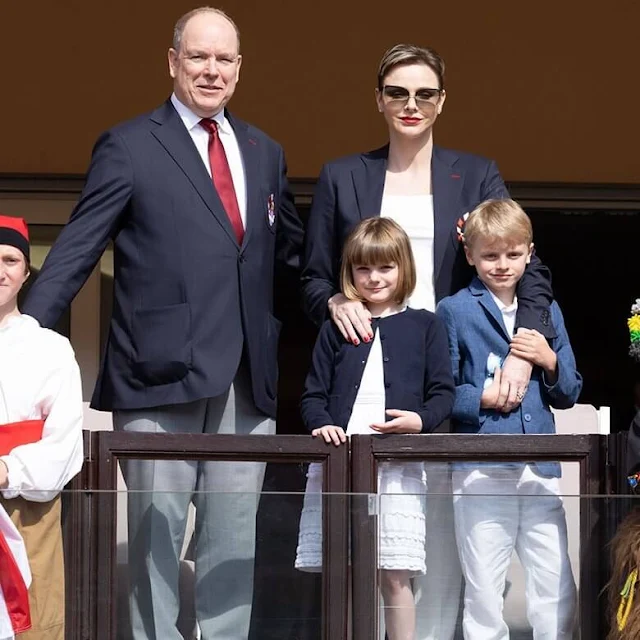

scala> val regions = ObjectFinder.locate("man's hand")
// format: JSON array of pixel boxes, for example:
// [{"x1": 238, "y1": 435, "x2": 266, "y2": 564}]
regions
[
  {"x1": 311, "y1": 425, "x2": 347, "y2": 446},
  {"x1": 497, "y1": 345, "x2": 534, "y2": 412},
  {"x1": 328, "y1": 293, "x2": 373, "y2": 344},
  {"x1": 370, "y1": 410, "x2": 423, "y2": 434},
  {"x1": 510, "y1": 329, "x2": 557, "y2": 380}
]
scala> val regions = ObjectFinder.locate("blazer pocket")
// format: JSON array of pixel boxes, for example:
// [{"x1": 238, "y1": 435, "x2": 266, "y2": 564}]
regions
[{"x1": 131, "y1": 303, "x2": 192, "y2": 386}]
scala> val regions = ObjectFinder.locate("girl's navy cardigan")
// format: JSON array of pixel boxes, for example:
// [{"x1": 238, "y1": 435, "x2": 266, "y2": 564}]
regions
[{"x1": 301, "y1": 308, "x2": 455, "y2": 433}]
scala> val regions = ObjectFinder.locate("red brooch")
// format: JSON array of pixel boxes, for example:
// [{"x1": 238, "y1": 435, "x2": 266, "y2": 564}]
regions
[{"x1": 456, "y1": 212, "x2": 470, "y2": 243}]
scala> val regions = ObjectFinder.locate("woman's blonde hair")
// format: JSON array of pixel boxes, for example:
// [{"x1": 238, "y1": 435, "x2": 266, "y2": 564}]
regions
[
  {"x1": 377, "y1": 44, "x2": 445, "y2": 90},
  {"x1": 464, "y1": 198, "x2": 533, "y2": 249},
  {"x1": 340, "y1": 218, "x2": 416, "y2": 305}
]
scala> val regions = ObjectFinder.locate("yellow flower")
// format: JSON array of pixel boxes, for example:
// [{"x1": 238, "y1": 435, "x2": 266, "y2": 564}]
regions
[{"x1": 628, "y1": 316, "x2": 640, "y2": 332}]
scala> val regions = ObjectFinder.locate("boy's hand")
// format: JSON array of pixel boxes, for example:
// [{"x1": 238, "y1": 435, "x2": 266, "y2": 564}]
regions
[
  {"x1": 481, "y1": 367, "x2": 503, "y2": 409},
  {"x1": 510, "y1": 329, "x2": 557, "y2": 378},
  {"x1": 371, "y1": 410, "x2": 423, "y2": 434},
  {"x1": 311, "y1": 425, "x2": 347, "y2": 446}
]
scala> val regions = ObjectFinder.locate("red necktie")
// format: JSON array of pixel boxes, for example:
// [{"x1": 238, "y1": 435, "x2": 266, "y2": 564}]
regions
[{"x1": 199, "y1": 119, "x2": 244, "y2": 244}]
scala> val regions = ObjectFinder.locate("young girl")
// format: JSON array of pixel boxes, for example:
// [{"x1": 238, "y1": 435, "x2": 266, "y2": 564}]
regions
[
  {"x1": 295, "y1": 217, "x2": 454, "y2": 640},
  {"x1": 0, "y1": 215, "x2": 84, "y2": 640}
]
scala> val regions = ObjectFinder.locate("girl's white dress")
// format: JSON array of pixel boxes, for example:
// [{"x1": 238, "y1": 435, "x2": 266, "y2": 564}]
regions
[{"x1": 295, "y1": 325, "x2": 427, "y2": 574}]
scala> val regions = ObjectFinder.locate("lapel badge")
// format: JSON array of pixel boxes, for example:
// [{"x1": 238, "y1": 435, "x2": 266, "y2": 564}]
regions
[
  {"x1": 456, "y1": 212, "x2": 470, "y2": 243},
  {"x1": 267, "y1": 193, "x2": 276, "y2": 227}
]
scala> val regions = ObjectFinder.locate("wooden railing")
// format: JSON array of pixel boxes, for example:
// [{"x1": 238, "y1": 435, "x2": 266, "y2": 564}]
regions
[
  {"x1": 350, "y1": 434, "x2": 607, "y2": 640},
  {"x1": 61, "y1": 430, "x2": 621, "y2": 639}
]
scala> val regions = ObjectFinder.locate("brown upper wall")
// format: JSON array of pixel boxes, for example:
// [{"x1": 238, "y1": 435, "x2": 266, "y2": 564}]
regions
[{"x1": 1, "y1": 1, "x2": 637, "y2": 181}]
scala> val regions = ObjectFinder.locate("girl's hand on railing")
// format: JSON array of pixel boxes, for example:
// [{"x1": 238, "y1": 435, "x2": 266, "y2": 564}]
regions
[{"x1": 311, "y1": 425, "x2": 347, "y2": 446}]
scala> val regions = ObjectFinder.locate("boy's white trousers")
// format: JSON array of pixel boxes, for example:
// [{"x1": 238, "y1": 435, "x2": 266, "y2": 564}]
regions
[{"x1": 452, "y1": 464, "x2": 576, "y2": 640}]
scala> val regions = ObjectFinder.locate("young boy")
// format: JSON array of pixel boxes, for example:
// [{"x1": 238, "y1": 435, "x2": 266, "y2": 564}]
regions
[{"x1": 436, "y1": 199, "x2": 581, "y2": 640}]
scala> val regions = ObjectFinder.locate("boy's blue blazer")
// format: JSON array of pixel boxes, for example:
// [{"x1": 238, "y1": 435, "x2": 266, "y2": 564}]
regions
[{"x1": 436, "y1": 277, "x2": 583, "y2": 477}]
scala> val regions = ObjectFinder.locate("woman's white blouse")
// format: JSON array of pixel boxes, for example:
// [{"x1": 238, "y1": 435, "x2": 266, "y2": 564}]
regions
[{"x1": 381, "y1": 194, "x2": 436, "y2": 312}]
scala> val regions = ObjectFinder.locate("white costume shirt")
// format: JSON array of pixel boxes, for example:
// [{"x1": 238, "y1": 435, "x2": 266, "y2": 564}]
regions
[
  {"x1": 381, "y1": 194, "x2": 436, "y2": 312},
  {"x1": 0, "y1": 314, "x2": 84, "y2": 502},
  {"x1": 170, "y1": 93, "x2": 247, "y2": 227}
]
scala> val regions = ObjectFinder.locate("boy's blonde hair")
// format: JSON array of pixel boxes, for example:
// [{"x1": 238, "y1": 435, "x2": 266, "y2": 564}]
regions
[
  {"x1": 341, "y1": 218, "x2": 416, "y2": 304},
  {"x1": 464, "y1": 198, "x2": 533, "y2": 248}
]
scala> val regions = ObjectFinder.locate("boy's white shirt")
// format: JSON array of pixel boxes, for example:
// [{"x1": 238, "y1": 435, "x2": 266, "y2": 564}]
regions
[
  {"x1": 0, "y1": 314, "x2": 84, "y2": 502},
  {"x1": 0, "y1": 503, "x2": 31, "y2": 640},
  {"x1": 484, "y1": 292, "x2": 518, "y2": 388},
  {"x1": 487, "y1": 290, "x2": 518, "y2": 339}
]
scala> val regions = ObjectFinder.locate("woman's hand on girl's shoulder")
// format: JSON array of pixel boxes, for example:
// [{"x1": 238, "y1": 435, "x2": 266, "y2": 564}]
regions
[
  {"x1": 328, "y1": 293, "x2": 373, "y2": 344},
  {"x1": 371, "y1": 410, "x2": 423, "y2": 434},
  {"x1": 312, "y1": 425, "x2": 347, "y2": 446}
]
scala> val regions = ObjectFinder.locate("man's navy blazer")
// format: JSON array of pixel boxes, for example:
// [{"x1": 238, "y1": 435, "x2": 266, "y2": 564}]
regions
[
  {"x1": 23, "y1": 100, "x2": 303, "y2": 417},
  {"x1": 301, "y1": 145, "x2": 554, "y2": 336}
]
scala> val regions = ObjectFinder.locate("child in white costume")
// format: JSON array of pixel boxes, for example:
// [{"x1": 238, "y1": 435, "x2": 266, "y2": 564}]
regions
[
  {"x1": 295, "y1": 218, "x2": 454, "y2": 640},
  {"x1": 0, "y1": 215, "x2": 83, "y2": 640}
]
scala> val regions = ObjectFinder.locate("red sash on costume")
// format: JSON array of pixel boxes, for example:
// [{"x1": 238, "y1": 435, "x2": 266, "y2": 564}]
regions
[
  {"x1": 0, "y1": 420, "x2": 42, "y2": 631},
  {"x1": 0, "y1": 527, "x2": 31, "y2": 633},
  {"x1": 0, "y1": 420, "x2": 44, "y2": 456}
]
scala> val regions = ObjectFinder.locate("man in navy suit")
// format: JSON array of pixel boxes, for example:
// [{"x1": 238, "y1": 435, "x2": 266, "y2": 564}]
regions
[{"x1": 23, "y1": 7, "x2": 302, "y2": 639}]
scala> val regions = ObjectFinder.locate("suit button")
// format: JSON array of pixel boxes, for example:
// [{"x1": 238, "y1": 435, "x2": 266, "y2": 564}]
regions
[
  {"x1": 384, "y1": 382, "x2": 390, "y2": 388},
  {"x1": 541, "y1": 309, "x2": 550, "y2": 326},
  {"x1": 239, "y1": 255, "x2": 246, "y2": 263},
  {"x1": 361, "y1": 360, "x2": 366, "y2": 365},
  {"x1": 380, "y1": 334, "x2": 386, "y2": 340},
  {"x1": 524, "y1": 413, "x2": 532, "y2": 422},
  {"x1": 354, "y1": 384, "x2": 359, "y2": 389},
  {"x1": 383, "y1": 357, "x2": 389, "y2": 362}
]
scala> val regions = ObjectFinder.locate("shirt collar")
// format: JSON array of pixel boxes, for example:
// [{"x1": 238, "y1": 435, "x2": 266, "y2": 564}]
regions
[
  {"x1": 371, "y1": 305, "x2": 408, "y2": 321},
  {"x1": 488, "y1": 289, "x2": 518, "y2": 314},
  {"x1": 170, "y1": 93, "x2": 231, "y2": 135}
]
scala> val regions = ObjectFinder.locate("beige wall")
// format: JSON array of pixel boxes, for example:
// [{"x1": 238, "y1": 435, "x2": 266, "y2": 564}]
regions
[{"x1": 1, "y1": 1, "x2": 638, "y2": 181}]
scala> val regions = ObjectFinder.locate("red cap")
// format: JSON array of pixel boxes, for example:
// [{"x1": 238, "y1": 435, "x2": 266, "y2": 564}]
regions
[{"x1": 0, "y1": 215, "x2": 30, "y2": 260}]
